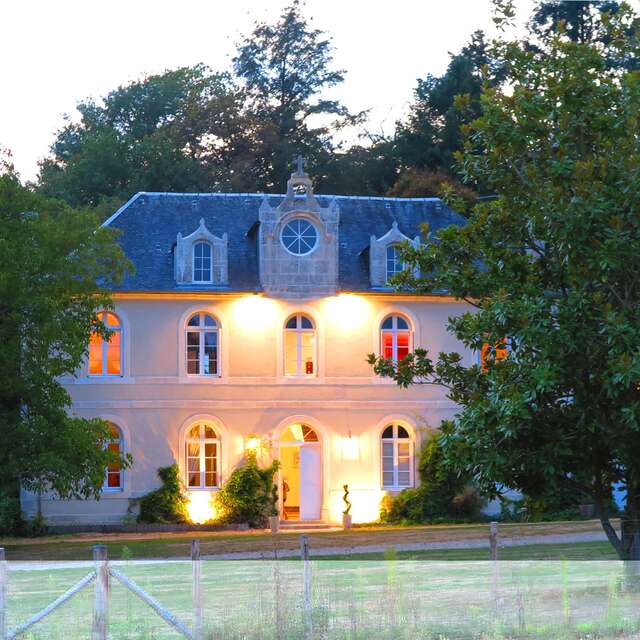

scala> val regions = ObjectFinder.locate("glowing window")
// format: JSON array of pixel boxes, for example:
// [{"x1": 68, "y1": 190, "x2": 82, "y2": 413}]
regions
[
  {"x1": 186, "y1": 313, "x2": 219, "y2": 376},
  {"x1": 281, "y1": 424, "x2": 319, "y2": 442},
  {"x1": 380, "y1": 314, "x2": 411, "y2": 363},
  {"x1": 280, "y1": 219, "x2": 318, "y2": 256},
  {"x1": 193, "y1": 242, "x2": 212, "y2": 283},
  {"x1": 89, "y1": 312, "x2": 122, "y2": 376},
  {"x1": 284, "y1": 314, "x2": 316, "y2": 376},
  {"x1": 186, "y1": 423, "x2": 219, "y2": 489},
  {"x1": 381, "y1": 423, "x2": 413, "y2": 489},
  {"x1": 386, "y1": 245, "x2": 404, "y2": 283},
  {"x1": 103, "y1": 423, "x2": 123, "y2": 491},
  {"x1": 480, "y1": 339, "x2": 508, "y2": 372}
]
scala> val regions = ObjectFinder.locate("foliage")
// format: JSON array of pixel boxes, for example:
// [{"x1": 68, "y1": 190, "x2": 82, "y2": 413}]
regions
[
  {"x1": 215, "y1": 453, "x2": 280, "y2": 528},
  {"x1": 233, "y1": 1, "x2": 363, "y2": 191},
  {"x1": 369, "y1": 3, "x2": 640, "y2": 559},
  {"x1": 380, "y1": 432, "x2": 483, "y2": 524},
  {"x1": 0, "y1": 488, "x2": 23, "y2": 536},
  {"x1": 0, "y1": 171, "x2": 131, "y2": 534},
  {"x1": 137, "y1": 465, "x2": 189, "y2": 524}
]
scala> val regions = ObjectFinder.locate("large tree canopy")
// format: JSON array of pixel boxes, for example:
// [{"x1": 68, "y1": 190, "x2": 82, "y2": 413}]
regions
[
  {"x1": 0, "y1": 168, "x2": 131, "y2": 532},
  {"x1": 370, "y1": 3, "x2": 640, "y2": 559}
]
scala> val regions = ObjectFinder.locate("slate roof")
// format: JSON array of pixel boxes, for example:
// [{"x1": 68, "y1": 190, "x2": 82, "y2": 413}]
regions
[{"x1": 104, "y1": 192, "x2": 466, "y2": 293}]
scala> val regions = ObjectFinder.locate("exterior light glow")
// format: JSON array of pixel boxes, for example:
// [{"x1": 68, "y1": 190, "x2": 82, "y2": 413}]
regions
[
  {"x1": 187, "y1": 492, "x2": 215, "y2": 524},
  {"x1": 341, "y1": 434, "x2": 360, "y2": 461},
  {"x1": 323, "y1": 294, "x2": 371, "y2": 334},
  {"x1": 245, "y1": 436, "x2": 262, "y2": 453},
  {"x1": 231, "y1": 295, "x2": 278, "y2": 333},
  {"x1": 328, "y1": 488, "x2": 384, "y2": 524}
]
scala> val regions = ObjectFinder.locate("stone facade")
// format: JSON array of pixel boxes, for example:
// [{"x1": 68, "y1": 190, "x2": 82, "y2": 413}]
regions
[{"x1": 258, "y1": 166, "x2": 339, "y2": 297}]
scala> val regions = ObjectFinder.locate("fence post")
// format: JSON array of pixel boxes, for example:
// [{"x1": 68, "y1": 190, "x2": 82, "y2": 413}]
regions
[
  {"x1": 490, "y1": 522, "x2": 499, "y2": 623},
  {"x1": 300, "y1": 535, "x2": 312, "y2": 636},
  {"x1": 0, "y1": 548, "x2": 6, "y2": 640},
  {"x1": 91, "y1": 545, "x2": 108, "y2": 640},
  {"x1": 191, "y1": 540, "x2": 203, "y2": 640}
]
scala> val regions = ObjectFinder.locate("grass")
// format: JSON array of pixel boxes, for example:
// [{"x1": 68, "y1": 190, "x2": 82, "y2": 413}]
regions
[{"x1": 0, "y1": 519, "x2": 610, "y2": 561}]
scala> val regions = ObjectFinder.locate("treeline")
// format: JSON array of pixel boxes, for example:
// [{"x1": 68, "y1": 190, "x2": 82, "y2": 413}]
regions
[{"x1": 33, "y1": 0, "x2": 629, "y2": 217}]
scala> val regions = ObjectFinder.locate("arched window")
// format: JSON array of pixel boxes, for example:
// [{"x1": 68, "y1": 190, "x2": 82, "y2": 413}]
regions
[
  {"x1": 89, "y1": 312, "x2": 122, "y2": 376},
  {"x1": 193, "y1": 242, "x2": 212, "y2": 283},
  {"x1": 480, "y1": 339, "x2": 508, "y2": 372},
  {"x1": 103, "y1": 423, "x2": 123, "y2": 491},
  {"x1": 386, "y1": 244, "x2": 404, "y2": 283},
  {"x1": 186, "y1": 423, "x2": 219, "y2": 489},
  {"x1": 380, "y1": 314, "x2": 411, "y2": 363},
  {"x1": 381, "y1": 423, "x2": 413, "y2": 489},
  {"x1": 284, "y1": 314, "x2": 316, "y2": 376},
  {"x1": 186, "y1": 312, "x2": 219, "y2": 376}
]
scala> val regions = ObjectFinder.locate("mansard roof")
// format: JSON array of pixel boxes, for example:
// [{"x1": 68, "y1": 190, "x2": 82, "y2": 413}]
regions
[{"x1": 104, "y1": 192, "x2": 466, "y2": 293}]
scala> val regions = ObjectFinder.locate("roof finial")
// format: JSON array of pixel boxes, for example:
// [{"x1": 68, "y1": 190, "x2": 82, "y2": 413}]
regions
[{"x1": 294, "y1": 154, "x2": 305, "y2": 176}]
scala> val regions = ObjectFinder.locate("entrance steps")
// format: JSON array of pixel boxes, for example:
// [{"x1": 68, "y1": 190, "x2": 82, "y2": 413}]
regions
[{"x1": 278, "y1": 520, "x2": 336, "y2": 531}]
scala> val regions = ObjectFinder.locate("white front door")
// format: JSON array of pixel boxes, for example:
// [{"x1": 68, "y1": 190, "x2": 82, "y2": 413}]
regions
[{"x1": 299, "y1": 446, "x2": 321, "y2": 520}]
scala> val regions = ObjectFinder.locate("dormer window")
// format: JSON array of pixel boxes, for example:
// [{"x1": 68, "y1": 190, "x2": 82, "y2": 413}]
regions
[
  {"x1": 386, "y1": 244, "x2": 404, "y2": 283},
  {"x1": 281, "y1": 219, "x2": 319, "y2": 256},
  {"x1": 193, "y1": 242, "x2": 212, "y2": 283}
]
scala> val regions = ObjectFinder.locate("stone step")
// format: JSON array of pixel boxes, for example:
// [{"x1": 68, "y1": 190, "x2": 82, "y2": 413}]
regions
[{"x1": 278, "y1": 521, "x2": 335, "y2": 530}]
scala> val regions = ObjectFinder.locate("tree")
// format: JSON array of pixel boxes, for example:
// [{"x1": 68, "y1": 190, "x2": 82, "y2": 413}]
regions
[
  {"x1": 369, "y1": 3, "x2": 640, "y2": 559},
  {"x1": 233, "y1": 1, "x2": 362, "y2": 191},
  {"x1": 394, "y1": 31, "x2": 500, "y2": 183},
  {"x1": 0, "y1": 169, "x2": 130, "y2": 532},
  {"x1": 38, "y1": 66, "x2": 247, "y2": 209}
]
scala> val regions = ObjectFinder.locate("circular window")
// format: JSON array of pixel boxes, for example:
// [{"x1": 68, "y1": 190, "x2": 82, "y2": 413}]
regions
[{"x1": 280, "y1": 218, "x2": 319, "y2": 256}]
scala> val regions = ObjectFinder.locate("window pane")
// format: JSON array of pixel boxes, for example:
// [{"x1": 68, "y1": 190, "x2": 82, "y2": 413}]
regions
[
  {"x1": 381, "y1": 332, "x2": 393, "y2": 359},
  {"x1": 106, "y1": 331, "x2": 121, "y2": 375},
  {"x1": 187, "y1": 331, "x2": 199, "y2": 374},
  {"x1": 105, "y1": 313, "x2": 120, "y2": 327},
  {"x1": 302, "y1": 425, "x2": 318, "y2": 442},
  {"x1": 203, "y1": 425, "x2": 216, "y2": 438},
  {"x1": 204, "y1": 314, "x2": 216, "y2": 327},
  {"x1": 381, "y1": 317, "x2": 393, "y2": 330},
  {"x1": 188, "y1": 425, "x2": 200, "y2": 438},
  {"x1": 285, "y1": 316, "x2": 297, "y2": 329},
  {"x1": 382, "y1": 425, "x2": 393, "y2": 439},
  {"x1": 397, "y1": 426, "x2": 409, "y2": 439},
  {"x1": 188, "y1": 315, "x2": 200, "y2": 327},
  {"x1": 89, "y1": 332, "x2": 103, "y2": 374},
  {"x1": 301, "y1": 332, "x2": 314, "y2": 375},
  {"x1": 398, "y1": 472, "x2": 411, "y2": 487},
  {"x1": 188, "y1": 443, "x2": 200, "y2": 457},
  {"x1": 398, "y1": 458, "x2": 410, "y2": 472},
  {"x1": 398, "y1": 442, "x2": 410, "y2": 456},
  {"x1": 397, "y1": 331, "x2": 409, "y2": 361},
  {"x1": 203, "y1": 332, "x2": 217, "y2": 375},
  {"x1": 396, "y1": 316, "x2": 409, "y2": 330},
  {"x1": 300, "y1": 315, "x2": 313, "y2": 329},
  {"x1": 188, "y1": 457, "x2": 200, "y2": 488},
  {"x1": 383, "y1": 472, "x2": 394, "y2": 487},
  {"x1": 382, "y1": 456, "x2": 394, "y2": 473},
  {"x1": 107, "y1": 472, "x2": 121, "y2": 488},
  {"x1": 284, "y1": 331, "x2": 298, "y2": 375},
  {"x1": 205, "y1": 472, "x2": 216, "y2": 487},
  {"x1": 382, "y1": 443, "x2": 394, "y2": 457},
  {"x1": 205, "y1": 442, "x2": 217, "y2": 458}
]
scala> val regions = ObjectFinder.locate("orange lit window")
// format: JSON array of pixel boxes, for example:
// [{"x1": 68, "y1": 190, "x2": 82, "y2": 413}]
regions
[
  {"x1": 480, "y1": 339, "x2": 508, "y2": 372},
  {"x1": 380, "y1": 315, "x2": 411, "y2": 363},
  {"x1": 284, "y1": 314, "x2": 316, "y2": 376},
  {"x1": 89, "y1": 312, "x2": 122, "y2": 376},
  {"x1": 185, "y1": 424, "x2": 219, "y2": 489},
  {"x1": 103, "y1": 423, "x2": 123, "y2": 491}
]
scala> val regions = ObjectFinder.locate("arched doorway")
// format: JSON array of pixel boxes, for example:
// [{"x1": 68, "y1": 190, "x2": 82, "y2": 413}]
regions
[{"x1": 279, "y1": 423, "x2": 322, "y2": 521}]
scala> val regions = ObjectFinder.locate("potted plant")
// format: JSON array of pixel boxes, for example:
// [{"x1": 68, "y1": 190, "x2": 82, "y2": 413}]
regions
[
  {"x1": 342, "y1": 484, "x2": 352, "y2": 529},
  {"x1": 269, "y1": 484, "x2": 280, "y2": 533}
]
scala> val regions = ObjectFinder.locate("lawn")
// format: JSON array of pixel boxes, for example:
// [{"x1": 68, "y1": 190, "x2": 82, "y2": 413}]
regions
[{"x1": 0, "y1": 519, "x2": 611, "y2": 561}]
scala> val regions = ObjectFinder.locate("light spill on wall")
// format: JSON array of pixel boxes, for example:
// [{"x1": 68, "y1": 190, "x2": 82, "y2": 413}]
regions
[
  {"x1": 322, "y1": 294, "x2": 372, "y2": 334},
  {"x1": 328, "y1": 488, "x2": 385, "y2": 524},
  {"x1": 230, "y1": 295, "x2": 279, "y2": 333},
  {"x1": 187, "y1": 491, "x2": 216, "y2": 524}
]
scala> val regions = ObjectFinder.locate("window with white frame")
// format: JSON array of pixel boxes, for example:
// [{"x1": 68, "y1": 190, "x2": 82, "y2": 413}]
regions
[
  {"x1": 284, "y1": 314, "x2": 316, "y2": 376},
  {"x1": 186, "y1": 312, "x2": 219, "y2": 376},
  {"x1": 103, "y1": 423, "x2": 123, "y2": 491},
  {"x1": 89, "y1": 311, "x2": 122, "y2": 376},
  {"x1": 381, "y1": 423, "x2": 413, "y2": 489},
  {"x1": 185, "y1": 423, "x2": 219, "y2": 489},
  {"x1": 380, "y1": 314, "x2": 411, "y2": 363},
  {"x1": 386, "y1": 244, "x2": 404, "y2": 283},
  {"x1": 193, "y1": 242, "x2": 212, "y2": 282}
]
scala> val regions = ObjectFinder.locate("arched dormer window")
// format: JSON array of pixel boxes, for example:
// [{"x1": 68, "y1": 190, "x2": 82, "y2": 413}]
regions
[
  {"x1": 103, "y1": 423, "x2": 123, "y2": 491},
  {"x1": 380, "y1": 314, "x2": 411, "y2": 363},
  {"x1": 186, "y1": 312, "x2": 219, "y2": 376},
  {"x1": 185, "y1": 423, "x2": 219, "y2": 489},
  {"x1": 381, "y1": 423, "x2": 413, "y2": 489},
  {"x1": 386, "y1": 244, "x2": 404, "y2": 283},
  {"x1": 89, "y1": 312, "x2": 122, "y2": 376},
  {"x1": 193, "y1": 242, "x2": 212, "y2": 283},
  {"x1": 284, "y1": 313, "x2": 316, "y2": 376}
]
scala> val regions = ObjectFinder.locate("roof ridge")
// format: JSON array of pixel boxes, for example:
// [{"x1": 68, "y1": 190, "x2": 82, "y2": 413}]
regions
[{"x1": 130, "y1": 191, "x2": 444, "y2": 203}]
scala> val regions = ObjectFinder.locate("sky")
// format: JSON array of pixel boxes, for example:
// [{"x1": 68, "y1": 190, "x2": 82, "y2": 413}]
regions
[{"x1": 2, "y1": 0, "x2": 542, "y2": 181}]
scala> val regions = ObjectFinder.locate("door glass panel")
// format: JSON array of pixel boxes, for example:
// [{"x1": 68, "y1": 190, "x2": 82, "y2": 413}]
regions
[
  {"x1": 187, "y1": 457, "x2": 200, "y2": 487},
  {"x1": 383, "y1": 471, "x2": 394, "y2": 487},
  {"x1": 187, "y1": 443, "x2": 200, "y2": 457},
  {"x1": 89, "y1": 332, "x2": 102, "y2": 374},
  {"x1": 187, "y1": 332, "x2": 199, "y2": 374},
  {"x1": 204, "y1": 332, "x2": 217, "y2": 375},
  {"x1": 398, "y1": 472, "x2": 411, "y2": 487},
  {"x1": 382, "y1": 332, "x2": 393, "y2": 359},
  {"x1": 284, "y1": 331, "x2": 298, "y2": 375},
  {"x1": 382, "y1": 443, "x2": 394, "y2": 457},
  {"x1": 106, "y1": 331, "x2": 121, "y2": 374},
  {"x1": 301, "y1": 332, "x2": 314, "y2": 375},
  {"x1": 397, "y1": 332, "x2": 409, "y2": 361}
]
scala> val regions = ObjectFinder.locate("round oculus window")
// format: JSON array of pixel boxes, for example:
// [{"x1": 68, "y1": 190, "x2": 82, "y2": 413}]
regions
[{"x1": 280, "y1": 218, "x2": 319, "y2": 256}]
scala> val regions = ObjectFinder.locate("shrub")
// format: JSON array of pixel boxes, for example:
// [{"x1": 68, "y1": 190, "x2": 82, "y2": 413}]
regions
[
  {"x1": 0, "y1": 487, "x2": 23, "y2": 536},
  {"x1": 380, "y1": 431, "x2": 485, "y2": 524},
  {"x1": 137, "y1": 465, "x2": 189, "y2": 524},
  {"x1": 215, "y1": 453, "x2": 280, "y2": 528}
]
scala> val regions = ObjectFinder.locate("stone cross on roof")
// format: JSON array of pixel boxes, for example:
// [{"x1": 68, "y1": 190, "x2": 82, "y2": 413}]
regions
[{"x1": 294, "y1": 155, "x2": 305, "y2": 176}]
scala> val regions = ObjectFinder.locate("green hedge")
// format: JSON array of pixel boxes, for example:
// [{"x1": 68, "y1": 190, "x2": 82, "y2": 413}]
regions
[{"x1": 137, "y1": 465, "x2": 189, "y2": 524}]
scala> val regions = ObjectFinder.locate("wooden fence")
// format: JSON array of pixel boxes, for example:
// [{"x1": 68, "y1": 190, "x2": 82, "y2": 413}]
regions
[{"x1": 0, "y1": 523, "x2": 503, "y2": 639}]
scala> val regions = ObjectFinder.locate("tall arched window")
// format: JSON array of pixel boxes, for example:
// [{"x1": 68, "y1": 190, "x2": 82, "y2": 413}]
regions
[
  {"x1": 185, "y1": 423, "x2": 219, "y2": 489},
  {"x1": 89, "y1": 312, "x2": 122, "y2": 376},
  {"x1": 386, "y1": 244, "x2": 404, "y2": 283},
  {"x1": 380, "y1": 314, "x2": 411, "y2": 363},
  {"x1": 186, "y1": 312, "x2": 219, "y2": 376},
  {"x1": 284, "y1": 314, "x2": 316, "y2": 376},
  {"x1": 103, "y1": 423, "x2": 123, "y2": 491},
  {"x1": 193, "y1": 242, "x2": 212, "y2": 283},
  {"x1": 381, "y1": 423, "x2": 413, "y2": 489}
]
